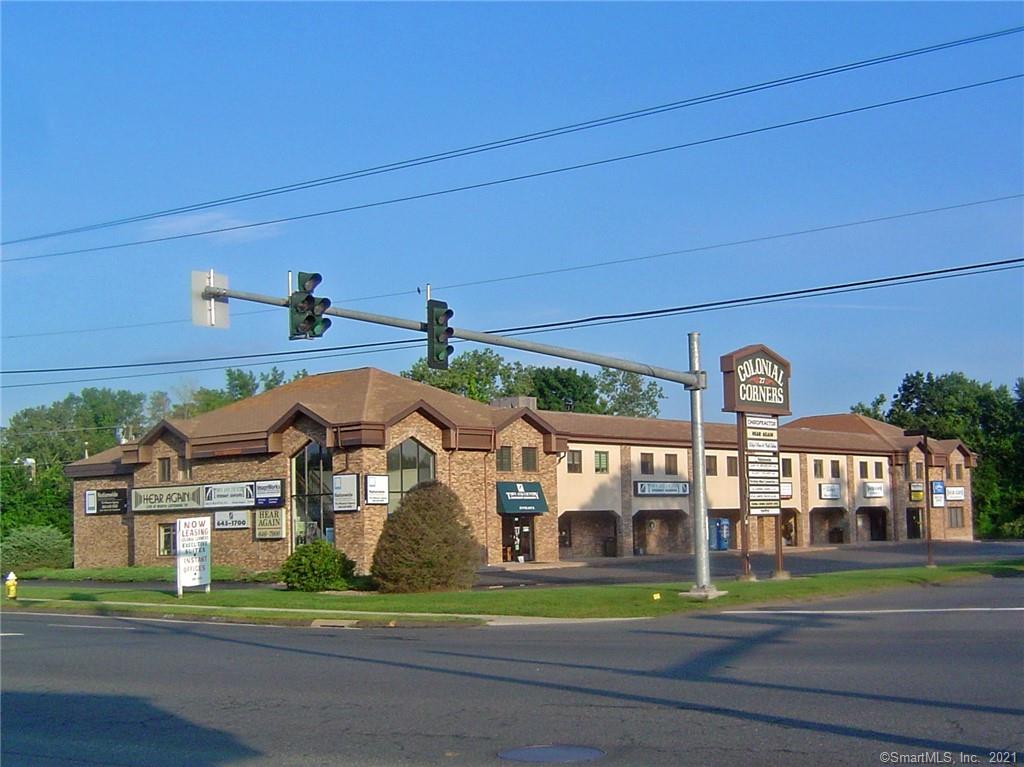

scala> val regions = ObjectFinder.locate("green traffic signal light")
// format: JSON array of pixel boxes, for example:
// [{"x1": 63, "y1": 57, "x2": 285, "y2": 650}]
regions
[
  {"x1": 289, "y1": 273, "x2": 331, "y2": 340},
  {"x1": 426, "y1": 299, "x2": 454, "y2": 370}
]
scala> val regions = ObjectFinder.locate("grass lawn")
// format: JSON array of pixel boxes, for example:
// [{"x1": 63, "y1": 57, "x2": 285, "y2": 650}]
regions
[
  {"x1": 4, "y1": 560, "x2": 1020, "y2": 622},
  {"x1": 16, "y1": 565, "x2": 280, "y2": 583}
]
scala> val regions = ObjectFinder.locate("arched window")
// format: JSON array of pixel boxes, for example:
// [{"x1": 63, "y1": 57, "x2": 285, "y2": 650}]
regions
[
  {"x1": 386, "y1": 438, "x2": 435, "y2": 514},
  {"x1": 292, "y1": 441, "x2": 332, "y2": 546}
]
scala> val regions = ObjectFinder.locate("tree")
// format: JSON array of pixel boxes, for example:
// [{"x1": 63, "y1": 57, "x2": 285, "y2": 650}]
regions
[
  {"x1": 529, "y1": 366, "x2": 602, "y2": 413},
  {"x1": 259, "y1": 367, "x2": 288, "y2": 391},
  {"x1": 595, "y1": 368, "x2": 664, "y2": 418},
  {"x1": 402, "y1": 350, "x2": 532, "y2": 403},
  {"x1": 852, "y1": 372, "x2": 1023, "y2": 537},
  {"x1": 403, "y1": 350, "x2": 664, "y2": 416}
]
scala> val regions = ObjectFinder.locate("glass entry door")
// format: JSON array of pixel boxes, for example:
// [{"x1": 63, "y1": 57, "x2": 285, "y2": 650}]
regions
[{"x1": 502, "y1": 515, "x2": 535, "y2": 562}]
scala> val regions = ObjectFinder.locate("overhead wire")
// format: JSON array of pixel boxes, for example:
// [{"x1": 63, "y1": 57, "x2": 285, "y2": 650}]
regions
[
  {"x1": 3, "y1": 192, "x2": 1018, "y2": 341},
  {"x1": 4, "y1": 25, "x2": 1020, "y2": 247},
  {"x1": 4, "y1": 74, "x2": 1021, "y2": 265},
  {"x1": 3, "y1": 257, "x2": 1019, "y2": 388}
]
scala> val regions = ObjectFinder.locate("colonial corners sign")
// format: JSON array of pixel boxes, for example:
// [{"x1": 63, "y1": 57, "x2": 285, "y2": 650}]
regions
[{"x1": 720, "y1": 344, "x2": 792, "y2": 416}]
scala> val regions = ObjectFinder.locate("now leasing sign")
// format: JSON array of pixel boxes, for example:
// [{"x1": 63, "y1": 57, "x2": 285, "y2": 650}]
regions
[{"x1": 176, "y1": 516, "x2": 211, "y2": 596}]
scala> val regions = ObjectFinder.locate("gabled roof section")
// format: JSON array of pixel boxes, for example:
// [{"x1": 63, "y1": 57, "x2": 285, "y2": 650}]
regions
[{"x1": 64, "y1": 444, "x2": 132, "y2": 478}]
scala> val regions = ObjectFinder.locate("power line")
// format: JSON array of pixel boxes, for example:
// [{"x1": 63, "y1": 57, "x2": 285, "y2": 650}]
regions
[
  {"x1": 3, "y1": 257, "x2": 1018, "y2": 388},
  {"x1": 5, "y1": 74, "x2": 1020, "y2": 265},
  {"x1": 4, "y1": 193, "x2": 1018, "y2": 341},
  {"x1": 5, "y1": 26, "x2": 1020, "y2": 247}
]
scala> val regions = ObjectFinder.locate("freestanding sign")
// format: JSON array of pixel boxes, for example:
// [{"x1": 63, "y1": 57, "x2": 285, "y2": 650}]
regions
[
  {"x1": 176, "y1": 516, "x2": 211, "y2": 597},
  {"x1": 722, "y1": 344, "x2": 792, "y2": 579}
]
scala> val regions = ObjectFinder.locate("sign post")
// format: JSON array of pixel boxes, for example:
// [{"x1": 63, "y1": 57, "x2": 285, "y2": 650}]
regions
[
  {"x1": 175, "y1": 516, "x2": 211, "y2": 598},
  {"x1": 721, "y1": 345, "x2": 792, "y2": 580}
]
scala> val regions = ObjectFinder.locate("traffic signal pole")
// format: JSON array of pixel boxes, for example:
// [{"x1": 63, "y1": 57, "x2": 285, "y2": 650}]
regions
[{"x1": 200, "y1": 283, "x2": 723, "y2": 596}]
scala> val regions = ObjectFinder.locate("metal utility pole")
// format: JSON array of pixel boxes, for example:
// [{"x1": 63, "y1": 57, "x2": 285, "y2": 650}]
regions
[{"x1": 199, "y1": 281, "x2": 724, "y2": 597}]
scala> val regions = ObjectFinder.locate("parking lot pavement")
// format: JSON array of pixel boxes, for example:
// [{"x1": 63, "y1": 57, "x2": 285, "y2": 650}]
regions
[{"x1": 474, "y1": 539, "x2": 1024, "y2": 588}]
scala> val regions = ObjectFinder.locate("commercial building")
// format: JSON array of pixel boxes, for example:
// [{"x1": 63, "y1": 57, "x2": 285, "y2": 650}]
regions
[{"x1": 66, "y1": 368, "x2": 975, "y2": 573}]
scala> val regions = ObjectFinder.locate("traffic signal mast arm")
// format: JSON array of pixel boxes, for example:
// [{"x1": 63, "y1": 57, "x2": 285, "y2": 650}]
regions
[
  {"x1": 201, "y1": 284, "x2": 704, "y2": 388},
  {"x1": 200, "y1": 280, "x2": 717, "y2": 596}
]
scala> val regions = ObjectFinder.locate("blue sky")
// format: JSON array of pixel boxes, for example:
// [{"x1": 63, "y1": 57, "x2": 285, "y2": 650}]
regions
[{"x1": 2, "y1": 1, "x2": 1022, "y2": 427}]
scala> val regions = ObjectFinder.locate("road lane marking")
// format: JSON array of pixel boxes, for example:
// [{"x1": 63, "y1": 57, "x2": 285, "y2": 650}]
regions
[
  {"x1": 47, "y1": 623, "x2": 138, "y2": 630},
  {"x1": 723, "y1": 607, "x2": 1024, "y2": 615},
  {"x1": 1, "y1": 633, "x2": 25, "y2": 637}
]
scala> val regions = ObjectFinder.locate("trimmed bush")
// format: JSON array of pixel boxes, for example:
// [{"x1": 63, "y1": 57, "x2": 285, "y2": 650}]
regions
[
  {"x1": 280, "y1": 540, "x2": 355, "y2": 592},
  {"x1": 371, "y1": 481, "x2": 479, "y2": 593},
  {"x1": 0, "y1": 525, "x2": 73, "y2": 572}
]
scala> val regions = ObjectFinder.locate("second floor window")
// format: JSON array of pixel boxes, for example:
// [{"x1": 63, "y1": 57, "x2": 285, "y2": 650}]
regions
[
  {"x1": 813, "y1": 459, "x2": 823, "y2": 479},
  {"x1": 522, "y1": 447, "x2": 538, "y2": 472},
  {"x1": 640, "y1": 453, "x2": 654, "y2": 475},
  {"x1": 594, "y1": 451, "x2": 609, "y2": 474},
  {"x1": 831, "y1": 460, "x2": 841, "y2": 479},
  {"x1": 781, "y1": 458, "x2": 793, "y2": 478},
  {"x1": 726, "y1": 456, "x2": 738, "y2": 477},
  {"x1": 158, "y1": 457, "x2": 171, "y2": 482},
  {"x1": 496, "y1": 446, "x2": 512, "y2": 473},
  {"x1": 567, "y1": 450, "x2": 582, "y2": 474},
  {"x1": 665, "y1": 453, "x2": 678, "y2": 476},
  {"x1": 706, "y1": 455, "x2": 718, "y2": 476}
]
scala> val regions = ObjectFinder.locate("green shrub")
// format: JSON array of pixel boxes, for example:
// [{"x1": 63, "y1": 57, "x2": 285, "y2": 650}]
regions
[
  {"x1": 280, "y1": 540, "x2": 355, "y2": 592},
  {"x1": 0, "y1": 525, "x2": 73, "y2": 572},
  {"x1": 371, "y1": 481, "x2": 480, "y2": 593},
  {"x1": 999, "y1": 516, "x2": 1024, "y2": 539}
]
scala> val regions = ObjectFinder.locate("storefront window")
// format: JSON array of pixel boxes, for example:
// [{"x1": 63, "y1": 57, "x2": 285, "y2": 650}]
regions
[
  {"x1": 387, "y1": 438, "x2": 435, "y2": 515},
  {"x1": 292, "y1": 441, "x2": 333, "y2": 546}
]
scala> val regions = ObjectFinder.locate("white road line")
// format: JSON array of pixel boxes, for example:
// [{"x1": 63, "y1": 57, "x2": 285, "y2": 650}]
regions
[
  {"x1": 1, "y1": 633, "x2": 25, "y2": 637},
  {"x1": 723, "y1": 607, "x2": 1024, "y2": 615},
  {"x1": 47, "y1": 623, "x2": 138, "y2": 630}
]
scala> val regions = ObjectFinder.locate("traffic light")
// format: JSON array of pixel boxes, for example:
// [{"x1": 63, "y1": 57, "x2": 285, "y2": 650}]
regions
[
  {"x1": 426, "y1": 299, "x2": 454, "y2": 370},
  {"x1": 289, "y1": 272, "x2": 332, "y2": 340}
]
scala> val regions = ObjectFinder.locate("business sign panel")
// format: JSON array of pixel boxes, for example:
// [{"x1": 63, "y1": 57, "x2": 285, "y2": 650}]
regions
[
  {"x1": 819, "y1": 483, "x2": 841, "y2": 500},
  {"x1": 85, "y1": 488, "x2": 128, "y2": 515},
  {"x1": 909, "y1": 482, "x2": 925, "y2": 502},
  {"x1": 254, "y1": 508, "x2": 285, "y2": 539},
  {"x1": 132, "y1": 480, "x2": 284, "y2": 512},
  {"x1": 332, "y1": 474, "x2": 359, "y2": 512},
  {"x1": 862, "y1": 482, "x2": 885, "y2": 499},
  {"x1": 254, "y1": 480, "x2": 284, "y2": 507},
  {"x1": 738, "y1": 412, "x2": 782, "y2": 516},
  {"x1": 780, "y1": 482, "x2": 793, "y2": 499},
  {"x1": 204, "y1": 482, "x2": 255, "y2": 509},
  {"x1": 634, "y1": 481, "x2": 689, "y2": 497},
  {"x1": 214, "y1": 510, "x2": 251, "y2": 530},
  {"x1": 721, "y1": 346, "x2": 792, "y2": 416},
  {"x1": 945, "y1": 486, "x2": 966, "y2": 502},
  {"x1": 176, "y1": 516, "x2": 211, "y2": 592},
  {"x1": 931, "y1": 480, "x2": 946, "y2": 508},
  {"x1": 365, "y1": 475, "x2": 389, "y2": 505},
  {"x1": 132, "y1": 485, "x2": 204, "y2": 512}
]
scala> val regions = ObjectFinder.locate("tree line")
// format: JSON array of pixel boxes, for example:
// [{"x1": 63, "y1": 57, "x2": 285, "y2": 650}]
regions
[
  {"x1": 852, "y1": 372, "x2": 1024, "y2": 538},
  {"x1": 1, "y1": 361, "x2": 1019, "y2": 543}
]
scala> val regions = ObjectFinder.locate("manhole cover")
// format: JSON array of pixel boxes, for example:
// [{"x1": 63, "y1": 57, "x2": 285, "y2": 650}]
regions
[{"x1": 498, "y1": 745, "x2": 605, "y2": 764}]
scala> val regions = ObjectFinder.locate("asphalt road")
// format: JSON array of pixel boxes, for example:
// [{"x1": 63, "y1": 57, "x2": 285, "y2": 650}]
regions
[{"x1": 2, "y1": 575, "x2": 1021, "y2": 766}]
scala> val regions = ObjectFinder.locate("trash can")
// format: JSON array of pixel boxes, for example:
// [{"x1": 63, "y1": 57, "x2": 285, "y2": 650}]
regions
[{"x1": 603, "y1": 537, "x2": 617, "y2": 557}]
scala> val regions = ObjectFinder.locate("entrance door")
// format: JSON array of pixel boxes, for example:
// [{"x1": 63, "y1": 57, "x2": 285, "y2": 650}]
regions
[
  {"x1": 502, "y1": 515, "x2": 535, "y2": 562},
  {"x1": 906, "y1": 508, "x2": 922, "y2": 540}
]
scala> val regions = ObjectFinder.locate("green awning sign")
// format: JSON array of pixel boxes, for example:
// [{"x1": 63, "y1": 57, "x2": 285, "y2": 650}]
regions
[{"x1": 496, "y1": 482, "x2": 548, "y2": 515}]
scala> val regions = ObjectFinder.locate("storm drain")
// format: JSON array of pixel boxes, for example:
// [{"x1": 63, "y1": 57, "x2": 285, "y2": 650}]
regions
[{"x1": 498, "y1": 745, "x2": 605, "y2": 763}]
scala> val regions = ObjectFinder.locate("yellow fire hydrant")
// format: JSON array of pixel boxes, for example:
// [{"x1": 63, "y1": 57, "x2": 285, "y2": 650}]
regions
[{"x1": 5, "y1": 572, "x2": 17, "y2": 600}]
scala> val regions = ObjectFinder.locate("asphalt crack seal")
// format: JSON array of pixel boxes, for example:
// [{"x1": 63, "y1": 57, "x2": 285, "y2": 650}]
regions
[{"x1": 498, "y1": 745, "x2": 605, "y2": 763}]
